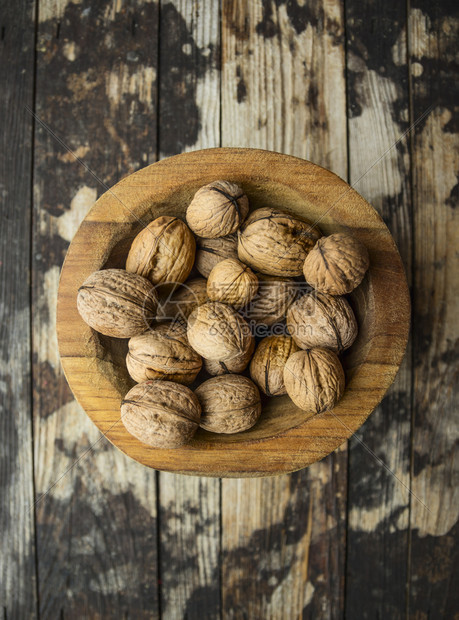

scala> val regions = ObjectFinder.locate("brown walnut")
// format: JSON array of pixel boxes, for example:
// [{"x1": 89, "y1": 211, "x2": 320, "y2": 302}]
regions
[
  {"x1": 283, "y1": 348, "x2": 345, "y2": 413},
  {"x1": 286, "y1": 290, "x2": 357, "y2": 352},
  {"x1": 195, "y1": 375, "x2": 261, "y2": 434},
  {"x1": 238, "y1": 207, "x2": 321, "y2": 277},
  {"x1": 126, "y1": 322, "x2": 202, "y2": 385},
  {"x1": 195, "y1": 234, "x2": 239, "y2": 278},
  {"x1": 204, "y1": 337, "x2": 255, "y2": 376},
  {"x1": 250, "y1": 336, "x2": 299, "y2": 396},
  {"x1": 157, "y1": 278, "x2": 208, "y2": 323},
  {"x1": 243, "y1": 274, "x2": 297, "y2": 326},
  {"x1": 126, "y1": 216, "x2": 195, "y2": 286},
  {"x1": 303, "y1": 232, "x2": 369, "y2": 295},
  {"x1": 77, "y1": 268, "x2": 158, "y2": 338},
  {"x1": 207, "y1": 258, "x2": 258, "y2": 309},
  {"x1": 187, "y1": 302, "x2": 254, "y2": 362},
  {"x1": 121, "y1": 380, "x2": 201, "y2": 448},
  {"x1": 186, "y1": 180, "x2": 249, "y2": 238}
]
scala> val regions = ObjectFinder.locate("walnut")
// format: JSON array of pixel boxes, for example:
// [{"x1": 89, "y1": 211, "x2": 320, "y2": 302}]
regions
[
  {"x1": 157, "y1": 278, "x2": 208, "y2": 323},
  {"x1": 186, "y1": 180, "x2": 249, "y2": 238},
  {"x1": 204, "y1": 337, "x2": 255, "y2": 376},
  {"x1": 283, "y1": 348, "x2": 345, "y2": 413},
  {"x1": 126, "y1": 322, "x2": 202, "y2": 385},
  {"x1": 238, "y1": 208, "x2": 321, "y2": 277},
  {"x1": 195, "y1": 375, "x2": 261, "y2": 434},
  {"x1": 250, "y1": 336, "x2": 299, "y2": 396},
  {"x1": 207, "y1": 258, "x2": 258, "y2": 309},
  {"x1": 77, "y1": 268, "x2": 158, "y2": 338},
  {"x1": 286, "y1": 290, "x2": 357, "y2": 352},
  {"x1": 126, "y1": 216, "x2": 195, "y2": 286},
  {"x1": 187, "y1": 301, "x2": 254, "y2": 362},
  {"x1": 303, "y1": 232, "x2": 369, "y2": 295},
  {"x1": 243, "y1": 274, "x2": 297, "y2": 326},
  {"x1": 121, "y1": 380, "x2": 201, "y2": 448},
  {"x1": 195, "y1": 234, "x2": 239, "y2": 278}
]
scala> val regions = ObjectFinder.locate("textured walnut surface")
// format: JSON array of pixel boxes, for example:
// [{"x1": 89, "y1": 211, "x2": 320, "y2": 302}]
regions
[
  {"x1": 303, "y1": 232, "x2": 369, "y2": 295},
  {"x1": 195, "y1": 233, "x2": 239, "y2": 278},
  {"x1": 121, "y1": 380, "x2": 201, "y2": 448},
  {"x1": 186, "y1": 180, "x2": 249, "y2": 238},
  {"x1": 126, "y1": 216, "x2": 195, "y2": 285},
  {"x1": 204, "y1": 337, "x2": 255, "y2": 376},
  {"x1": 187, "y1": 301, "x2": 254, "y2": 362},
  {"x1": 77, "y1": 268, "x2": 158, "y2": 338},
  {"x1": 195, "y1": 375, "x2": 261, "y2": 434},
  {"x1": 287, "y1": 290, "x2": 357, "y2": 352},
  {"x1": 250, "y1": 335, "x2": 299, "y2": 396},
  {"x1": 207, "y1": 258, "x2": 258, "y2": 309},
  {"x1": 238, "y1": 207, "x2": 321, "y2": 277},
  {"x1": 157, "y1": 277, "x2": 208, "y2": 322},
  {"x1": 243, "y1": 274, "x2": 297, "y2": 326},
  {"x1": 126, "y1": 322, "x2": 202, "y2": 385},
  {"x1": 283, "y1": 348, "x2": 345, "y2": 413}
]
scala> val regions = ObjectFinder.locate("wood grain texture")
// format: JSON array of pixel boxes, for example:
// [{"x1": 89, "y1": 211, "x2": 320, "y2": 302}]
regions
[
  {"x1": 219, "y1": 1, "x2": 348, "y2": 616},
  {"x1": 157, "y1": 2, "x2": 222, "y2": 618},
  {"x1": 33, "y1": 1, "x2": 160, "y2": 616},
  {"x1": 408, "y1": 1, "x2": 459, "y2": 616},
  {"x1": 345, "y1": 1, "x2": 413, "y2": 617},
  {"x1": 0, "y1": 1, "x2": 38, "y2": 617}
]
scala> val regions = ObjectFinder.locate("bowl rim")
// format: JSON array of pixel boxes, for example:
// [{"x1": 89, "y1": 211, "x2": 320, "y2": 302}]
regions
[{"x1": 57, "y1": 147, "x2": 410, "y2": 477}]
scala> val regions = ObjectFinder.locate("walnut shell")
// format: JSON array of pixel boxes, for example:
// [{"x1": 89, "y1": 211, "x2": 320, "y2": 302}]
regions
[
  {"x1": 126, "y1": 322, "x2": 202, "y2": 385},
  {"x1": 195, "y1": 234, "x2": 239, "y2": 278},
  {"x1": 77, "y1": 269, "x2": 158, "y2": 338},
  {"x1": 157, "y1": 278, "x2": 208, "y2": 322},
  {"x1": 286, "y1": 291, "x2": 357, "y2": 352},
  {"x1": 186, "y1": 180, "x2": 249, "y2": 238},
  {"x1": 303, "y1": 233, "x2": 369, "y2": 295},
  {"x1": 250, "y1": 336, "x2": 299, "y2": 396},
  {"x1": 204, "y1": 337, "x2": 255, "y2": 376},
  {"x1": 242, "y1": 274, "x2": 297, "y2": 326},
  {"x1": 195, "y1": 375, "x2": 261, "y2": 434},
  {"x1": 283, "y1": 348, "x2": 345, "y2": 413},
  {"x1": 207, "y1": 258, "x2": 258, "y2": 309},
  {"x1": 238, "y1": 207, "x2": 321, "y2": 277},
  {"x1": 126, "y1": 216, "x2": 195, "y2": 286},
  {"x1": 121, "y1": 380, "x2": 201, "y2": 448},
  {"x1": 187, "y1": 302, "x2": 254, "y2": 362}
]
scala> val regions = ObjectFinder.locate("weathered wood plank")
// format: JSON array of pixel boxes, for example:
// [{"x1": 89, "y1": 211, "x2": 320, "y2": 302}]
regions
[
  {"x1": 157, "y1": 2, "x2": 222, "y2": 618},
  {"x1": 0, "y1": 0, "x2": 38, "y2": 617},
  {"x1": 345, "y1": 2, "x2": 412, "y2": 617},
  {"x1": 408, "y1": 1, "x2": 459, "y2": 616},
  {"x1": 33, "y1": 1, "x2": 160, "y2": 617},
  {"x1": 221, "y1": 1, "x2": 348, "y2": 617}
]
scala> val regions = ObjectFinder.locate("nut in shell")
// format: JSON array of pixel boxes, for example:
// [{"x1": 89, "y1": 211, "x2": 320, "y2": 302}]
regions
[
  {"x1": 250, "y1": 335, "x2": 299, "y2": 396},
  {"x1": 126, "y1": 322, "x2": 202, "y2": 385},
  {"x1": 207, "y1": 258, "x2": 258, "y2": 309},
  {"x1": 303, "y1": 232, "x2": 369, "y2": 295},
  {"x1": 286, "y1": 290, "x2": 357, "y2": 352},
  {"x1": 126, "y1": 216, "x2": 195, "y2": 286},
  {"x1": 238, "y1": 207, "x2": 321, "y2": 277},
  {"x1": 187, "y1": 302, "x2": 254, "y2": 362},
  {"x1": 195, "y1": 234, "x2": 238, "y2": 278},
  {"x1": 204, "y1": 337, "x2": 255, "y2": 376},
  {"x1": 77, "y1": 268, "x2": 158, "y2": 338},
  {"x1": 243, "y1": 274, "x2": 297, "y2": 326},
  {"x1": 121, "y1": 380, "x2": 201, "y2": 448},
  {"x1": 283, "y1": 348, "x2": 345, "y2": 414},
  {"x1": 157, "y1": 278, "x2": 208, "y2": 323},
  {"x1": 195, "y1": 375, "x2": 261, "y2": 434},
  {"x1": 186, "y1": 180, "x2": 249, "y2": 238}
]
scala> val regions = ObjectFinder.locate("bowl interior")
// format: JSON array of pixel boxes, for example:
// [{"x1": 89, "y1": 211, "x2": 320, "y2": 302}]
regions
[{"x1": 57, "y1": 148, "x2": 409, "y2": 476}]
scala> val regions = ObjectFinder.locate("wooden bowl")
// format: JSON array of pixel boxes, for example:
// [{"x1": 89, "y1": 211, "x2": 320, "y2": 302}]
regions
[{"x1": 57, "y1": 148, "x2": 410, "y2": 477}]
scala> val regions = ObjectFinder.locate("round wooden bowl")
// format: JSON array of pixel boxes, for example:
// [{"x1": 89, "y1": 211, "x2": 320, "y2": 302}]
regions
[{"x1": 57, "y1": 148, "x2": 410, "y2": 477}]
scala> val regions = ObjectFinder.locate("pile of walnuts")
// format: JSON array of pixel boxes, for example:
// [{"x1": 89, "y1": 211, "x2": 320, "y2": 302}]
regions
[{"x1": 77, "y1": 180, "x2": 369, "y2": 449}]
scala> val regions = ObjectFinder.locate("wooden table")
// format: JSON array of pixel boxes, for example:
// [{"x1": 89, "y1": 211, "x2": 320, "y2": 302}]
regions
[{"x1": 1, "y1": 1, "x2": 457, "y2": 618}]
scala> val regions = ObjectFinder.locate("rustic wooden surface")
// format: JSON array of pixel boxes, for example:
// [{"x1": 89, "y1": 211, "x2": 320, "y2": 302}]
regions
[{"x1": 1, "y1": 0, "x2": 457, "y2": 618}]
